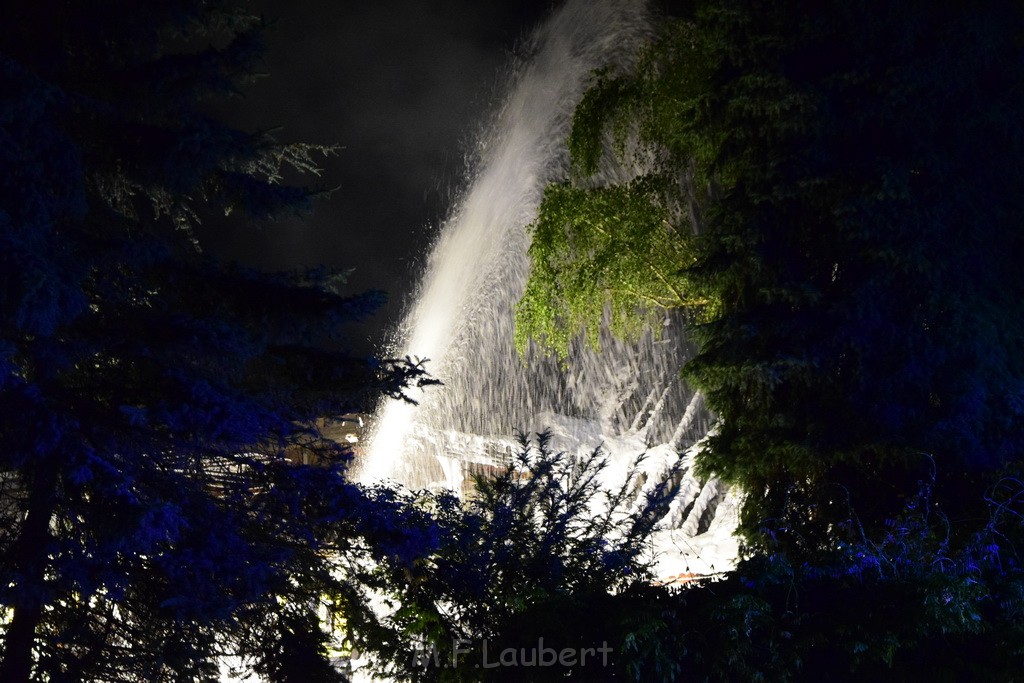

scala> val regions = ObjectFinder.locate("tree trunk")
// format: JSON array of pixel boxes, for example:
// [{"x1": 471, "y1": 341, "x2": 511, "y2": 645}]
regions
[{"x1": 0, "y1": 463, "x2": 58, "y2": 683}]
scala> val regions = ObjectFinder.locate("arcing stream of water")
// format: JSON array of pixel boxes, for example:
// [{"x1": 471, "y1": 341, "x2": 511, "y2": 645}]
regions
[{"x1": 362, "y1": 0, "x2": 738, "y2": 579}]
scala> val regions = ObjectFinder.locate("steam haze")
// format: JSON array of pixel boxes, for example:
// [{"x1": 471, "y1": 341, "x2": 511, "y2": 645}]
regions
[{"x1": 203, "y1": 1, "x2": 553, "y2": 353}]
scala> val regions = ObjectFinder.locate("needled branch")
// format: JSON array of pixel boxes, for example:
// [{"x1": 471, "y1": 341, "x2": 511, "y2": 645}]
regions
[{"x1": 0, "y1": 463, "x2": 59, "y2": 683}]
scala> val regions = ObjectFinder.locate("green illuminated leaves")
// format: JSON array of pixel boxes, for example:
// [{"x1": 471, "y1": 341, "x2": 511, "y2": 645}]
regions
[
  {"x1": 516, "y1": 18, "x2": 722, "y2": 361},
  {"x1": 515, "y1": 179, "x2": 707, "y2": 360}
]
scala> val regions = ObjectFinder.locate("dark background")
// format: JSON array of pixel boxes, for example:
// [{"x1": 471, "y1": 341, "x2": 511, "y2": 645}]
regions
[{"x1": 200, "y1": 1, "x2": 554, "y2": 353}]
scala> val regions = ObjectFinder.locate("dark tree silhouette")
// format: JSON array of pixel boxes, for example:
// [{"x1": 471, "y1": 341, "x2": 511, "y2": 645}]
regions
[
  {"x1": 358, "y1": 433, "x2": 677, "y2": 682},
  {"x1": 0, "y1": 2, "x2": 432, "y2": 680}
]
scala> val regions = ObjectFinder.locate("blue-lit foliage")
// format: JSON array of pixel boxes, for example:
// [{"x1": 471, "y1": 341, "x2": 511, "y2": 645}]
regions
[
  {"x1": 0, "y1": 2, "x2": 435, "y2": 680},
  {"x1": 622, "y1": 470, "x2": 1024, "y2": 682}
]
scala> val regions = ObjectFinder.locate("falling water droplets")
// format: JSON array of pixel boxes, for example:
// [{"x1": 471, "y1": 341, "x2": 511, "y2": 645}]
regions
[{"x1": 361, "y1": 0, "x2": 739, "y2": 577}]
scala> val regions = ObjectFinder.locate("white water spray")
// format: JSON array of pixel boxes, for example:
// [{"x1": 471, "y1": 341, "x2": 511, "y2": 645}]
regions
[{"x1": 362, "y1": 0, "x2": 738, "y2": 577}]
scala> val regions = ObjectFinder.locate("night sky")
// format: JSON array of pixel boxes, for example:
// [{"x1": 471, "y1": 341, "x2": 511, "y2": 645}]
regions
[{"x1": 199, "y1": 1, "x2": 554, "y2": 353}]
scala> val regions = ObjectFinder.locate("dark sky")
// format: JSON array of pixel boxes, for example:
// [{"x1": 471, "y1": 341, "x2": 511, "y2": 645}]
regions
[{"x1": 200, "y1": 1, "x2": 554, "y2": 353}]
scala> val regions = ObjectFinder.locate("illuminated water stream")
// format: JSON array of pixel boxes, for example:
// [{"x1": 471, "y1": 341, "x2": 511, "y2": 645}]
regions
[{"x1": 362, "y1": 0, "x2": 738, "y2": 580}]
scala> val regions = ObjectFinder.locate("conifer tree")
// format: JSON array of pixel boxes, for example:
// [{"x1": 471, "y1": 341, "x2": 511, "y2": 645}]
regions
[
  {"x1": 358, "y1": 433, "x2": 677, "y2": 682},
  {"x1": 0, "y1": 2, "x2": 431, "y2": 679},
  {"x1": 518, "y1": 0, "x2": 1024, "y2": 551}
]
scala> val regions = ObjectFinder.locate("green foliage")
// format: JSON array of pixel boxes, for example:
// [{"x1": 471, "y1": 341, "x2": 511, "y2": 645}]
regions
[
  {"x1": 516, "y1": 17, "x2": 724, "y2": 361},
  {"x1": 519, "y1": 0, "x2": 1024, "y2": 553},
  {"x1": 681, "y1": 0, "x2": 1024, "y2": 551},
  {"x1": 516, "y1": 179, "x2": 707, "y2": 359}
]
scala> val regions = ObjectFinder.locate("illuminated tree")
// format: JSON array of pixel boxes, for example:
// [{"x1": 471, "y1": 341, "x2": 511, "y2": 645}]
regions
[
  {"x1": 515, "y1": 178, "x2": 707, "y2": 359},
  {"x1": 514, "y1": 20, "x2": 718, "y2": 359},
  {"x1": 518, "y1": 0, "x2": 1024, "y2": 551}
]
